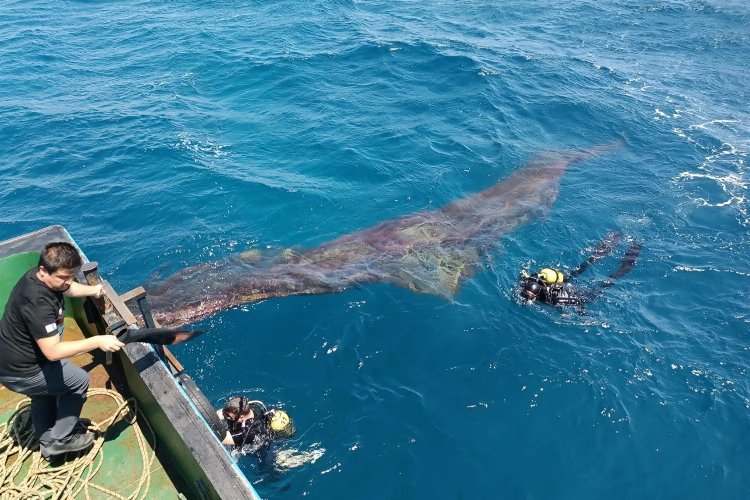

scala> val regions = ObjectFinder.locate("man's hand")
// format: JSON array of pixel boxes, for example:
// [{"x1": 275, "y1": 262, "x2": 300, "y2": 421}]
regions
[
  {"x1": 97, "y1": 335, "x2": 124, "y2": 352},
  {"x1": 37, "y1": 333, "x2": 124, "y2": 361},
  {"x1": 93, "y1": 284, "x2": 105, "y2": 298}
]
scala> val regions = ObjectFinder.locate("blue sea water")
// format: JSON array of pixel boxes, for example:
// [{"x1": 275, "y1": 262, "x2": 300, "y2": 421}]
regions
[{"x1": 1, "y1": 0, "x2": 749, "y2": 498}]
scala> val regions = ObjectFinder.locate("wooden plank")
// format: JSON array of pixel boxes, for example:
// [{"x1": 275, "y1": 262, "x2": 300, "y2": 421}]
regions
[
  {"x1": 163, "y1": 347, "x2": 185, "y2": 375},
  {"x1": 102, "y1": 280, "x2": 138, "y2": 326},
  {"x1": 119, "y1": 286, "x2": 147, "y2": 304}
]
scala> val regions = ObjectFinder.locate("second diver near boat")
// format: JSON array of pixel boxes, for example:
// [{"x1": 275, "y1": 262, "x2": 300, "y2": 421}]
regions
[
  {"x1": 519, "y1": 231, "x2": 642, "y2": 308},
  {"x1": 217, "y1": 396, "x2": 295, "y2": 455}
]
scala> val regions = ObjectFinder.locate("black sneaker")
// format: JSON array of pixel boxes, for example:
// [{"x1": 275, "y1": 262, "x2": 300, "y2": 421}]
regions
[{"x1": 40, "y1": 432, "x2": 95, "y2": 459}]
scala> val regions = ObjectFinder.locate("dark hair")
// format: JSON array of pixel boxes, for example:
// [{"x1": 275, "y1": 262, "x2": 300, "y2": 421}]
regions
[
  {"x1": 223, "y1": 396, "x2": 250, "y2": 419},
  {"x1": 38, "y1": 242, "x2": 82, "y2": 274}
]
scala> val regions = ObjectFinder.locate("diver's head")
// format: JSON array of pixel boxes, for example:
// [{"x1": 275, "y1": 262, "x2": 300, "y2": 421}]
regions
[
  {"x1": 520, "y1": 279, "x2": 543, "y2": 301},
  {"x1": 269, "y1": 409, "x2": 296, "y2": 438},
  {"x1": 223, "y1": 396, "x2": 252, "y2": 421}
]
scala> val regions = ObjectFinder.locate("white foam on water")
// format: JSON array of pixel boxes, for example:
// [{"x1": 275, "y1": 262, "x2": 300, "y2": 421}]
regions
[
  {"x1": 175, "y1": 132, "x2": 230, "y2": 158},
  {"x1": 274, "y1": 444, "x2": 326, "y2": 470},
  {"x1": 673, "y1": 265, "x2": 750, "y2": 278},
  {"x1": 688, "y1": 119, "x2": 740, "y2": 131},
  {"x1": 320, "y1": 463, "x2": 342, "y2": 474},
  {"x1": 673, "y1": 137, "x2": 748, "y2": 225}
]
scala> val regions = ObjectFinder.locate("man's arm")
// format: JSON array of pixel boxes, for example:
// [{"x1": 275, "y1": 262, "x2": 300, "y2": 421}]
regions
[
  {"x1": 64, "y1": 281, "x2": 104, "y2": 298},
  {"x1": 36, "y1": 334, "x2": 123, "y2": 362}
]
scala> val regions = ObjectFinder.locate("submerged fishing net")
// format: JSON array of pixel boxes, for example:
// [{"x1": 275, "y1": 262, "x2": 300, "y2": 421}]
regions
[{"x1": 147, "y1": 145, "x2": 619, "y2": 327}]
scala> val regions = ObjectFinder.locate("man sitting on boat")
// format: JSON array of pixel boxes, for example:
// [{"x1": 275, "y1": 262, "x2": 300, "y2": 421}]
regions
[
  {"x1": 0, "y1": 242, "x2": 125, "y2": 459},
  {"x1": 217, "y1": 396, "x2": 295, "y2": 454}
]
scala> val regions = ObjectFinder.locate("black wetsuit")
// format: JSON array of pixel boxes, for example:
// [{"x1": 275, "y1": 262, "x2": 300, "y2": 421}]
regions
[
  {"x1": 533, "y1": 281, "x2": 582, "y2": 306},
  {"x1": 226, "y1": 402, "x2": 274, "y2": 451},
  {"x1": 521, "y1": 232, "x2": 642, "y2": 308}
]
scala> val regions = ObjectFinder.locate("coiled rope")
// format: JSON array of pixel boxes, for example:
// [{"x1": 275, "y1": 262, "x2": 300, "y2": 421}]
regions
[{"x1": 0, "y1": 388, "x2": 155, "y2": 499}]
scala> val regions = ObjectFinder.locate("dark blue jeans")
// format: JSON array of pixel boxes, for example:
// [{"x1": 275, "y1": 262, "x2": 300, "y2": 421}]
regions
[{"x1": 0, "y1": 359, "x2": 89, "y2": 448}]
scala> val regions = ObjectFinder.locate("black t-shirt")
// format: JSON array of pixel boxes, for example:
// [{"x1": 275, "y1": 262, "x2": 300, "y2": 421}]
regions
[{"x1": 0, "y1": 268, "x2": 65, "y2": 376}]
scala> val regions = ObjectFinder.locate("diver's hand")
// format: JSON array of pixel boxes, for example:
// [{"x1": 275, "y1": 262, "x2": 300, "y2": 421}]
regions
[{"x1": 97, "y1": 335, "x2": 125, "y2": 352}]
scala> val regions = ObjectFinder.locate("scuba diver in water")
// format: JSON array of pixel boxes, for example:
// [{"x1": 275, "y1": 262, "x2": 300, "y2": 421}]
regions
[
  {"x1": 519, "y1": 231, "x2": 642, "y2": 309},
  {"x1": 217, "y1": 396, "x2": 295, "y2": 455}
]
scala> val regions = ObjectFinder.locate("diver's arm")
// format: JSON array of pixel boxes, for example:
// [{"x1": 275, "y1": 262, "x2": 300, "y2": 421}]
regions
[{"x1": 215, "y1": 410, "x2": 236, "y2": 445}]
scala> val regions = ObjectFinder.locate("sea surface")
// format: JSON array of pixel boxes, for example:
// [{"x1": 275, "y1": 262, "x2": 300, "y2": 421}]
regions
[{"x1": 1, "y1": 1, "x2": 749, "y2": 498}]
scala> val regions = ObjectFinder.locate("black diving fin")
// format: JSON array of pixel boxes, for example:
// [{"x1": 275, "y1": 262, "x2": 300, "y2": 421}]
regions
[
  {"x1": 577, "y1": 240, "x2": 642, "y2": 308},
  {"x1": 116, "y1": 327, "x2": 207, "y2": 345},
  {"x1": 607, "y1": 242, "x2": 642, "y2": 282},
  {"x1": 569, "y1": 231, "x2": 623, "y2": 278}
]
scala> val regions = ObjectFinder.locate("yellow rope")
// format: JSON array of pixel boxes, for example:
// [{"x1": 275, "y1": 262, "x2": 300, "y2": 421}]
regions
[{"x1": 0, "y1": 388, "x2": 156, "y2": 500}]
